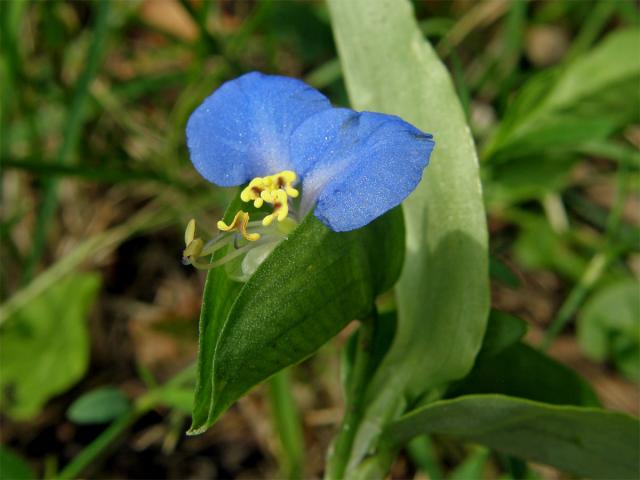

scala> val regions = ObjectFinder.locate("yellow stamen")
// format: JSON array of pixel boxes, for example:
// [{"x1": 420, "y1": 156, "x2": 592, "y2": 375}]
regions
[
  {"x1": 240, "y1": 170, "x2": 299, "y2": 226},
  {"x1": 183, "y1": 219, "x2": 205, "y2": 262},
  {"x1": 268, "y1": 170, "x2": 299, "y2": 198},
  {"x1": 217, "y1": 210, "x2": 261, "y2": 241},
  {"x1": 262, "y1": 190, "x2": 289, "y2": 226},
  {"x1": 241, "y1": 170, "x2": 299, "y2": 206},
  {"x1": 240, "y1": 178, "x2": 268, "y2": 208},
  {"x1": 183, "y1": 237, "x2": 204, "y2": 258},
  {"x1": 184, "y1": 218, "x2": 196, "y2": 246}
]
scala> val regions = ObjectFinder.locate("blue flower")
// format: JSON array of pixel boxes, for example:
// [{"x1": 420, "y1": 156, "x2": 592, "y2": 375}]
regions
[
  {"x1": 182, "y1": 72, "x2": 434, "y2": 271},
  {"x1": 187, "y1": 71, "x2": 434, "y2": 230}
]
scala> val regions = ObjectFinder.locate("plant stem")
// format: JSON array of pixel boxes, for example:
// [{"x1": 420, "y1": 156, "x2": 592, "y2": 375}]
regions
[
  {"x1": 269, "y1": 369, "x2": 305, "y2": 480},
  {"x1": 407, "y1": 435, "x2": 443, "y2": 480},
  {"x1": 56, "y1": 363, "x2": 197, "y2": 479},
  {"x1": 566, "y1": 0, "x2": 616, "y2": 61},
  {"x1": 542, "y1": 162, "x2": 631, "y2": 350},
  {"x1": 57, "y1": 408, "x2": 145, "y2": 480},
  {"x1": 325, "y1": 315, "x2": 376, "y2": 480}
]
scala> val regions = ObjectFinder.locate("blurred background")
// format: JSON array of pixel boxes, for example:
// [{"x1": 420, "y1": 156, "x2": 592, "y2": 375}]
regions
[{"x1": 1, "y1": 0, "x2": 638, "y2": 478}]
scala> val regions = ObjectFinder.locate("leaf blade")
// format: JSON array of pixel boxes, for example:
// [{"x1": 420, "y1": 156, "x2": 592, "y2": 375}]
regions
[
  {"x1": 327, "y1": 0, "x2": 490, "y2": 467},
  {"x1": 447, "y1": 342, "x2": 600, "y2": 407},
  {"x1": 190, "y1": 206, "x2": 405, "y2": 433},
  {"x1": 210, "y1": 210, "x2": 404, "y2": 423},
  {"x1": 67, "y1": 387, "x2": 131, "y2": 425},
  {"x1": 0, "y1": 273, "x2": 101, "y2": 420},
  {"x1": 385, "y1": 394, "x2": 640, "y2": 479}
]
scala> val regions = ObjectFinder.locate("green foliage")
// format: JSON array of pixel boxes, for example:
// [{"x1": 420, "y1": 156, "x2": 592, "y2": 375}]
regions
[
  {"x1": 449, "y1": 309, "x2": 600, "y2": 408},
  {"x1": 385, "y1": 395, "x2": 640, "y2": 479},
  {"x1": 340, "y1": 311, "x2": 397, "y2": 403},
  {"x1": 448, "y1": 447, "x2": 490, "y2": 480},
  {"x1": 190, "y1": 202, "x2": 404, "y2": 434},
  {"x1": 478, "y1": 310, "x2": 528, "y2": 357},
  {"x1": 489, "y1": 258, "x2": 521, "y2": 288},
  {"x1": 327, "y1": 0, "x2": 490, "y2": 471},
  {"x1": 484, "y1": 28, "x2": 640, "y2": 208},
  {"x1": 448, "y1": 342, "x2": 600, "y2": 407},
  {"x1": 67, "y1": 387, "x2": 131, "y2": 425},
  {"x1": 2, "y1": 1, "x2": 639, "y2": 478},
  {"x1": 0, "y1": 446, "x2": 35, "y2": 480},
  {"x1": 268, "y1": 370, "x2": 305, "y2": 480},
  {"x1": 406, "y1": 435, "x2": 442, "y2": 480},
  {"x1": 578, "y1": 280, "x2": 640, "y2": 382},
  {"x1": 486, "y1": 29, "x2": 640, "y2": 162},
  {"x1": 23, "y1": 0, "x2": 111, "y2": 282},
  {"x1": 513, "y1": 214, "x2": 587, "y2": 280},
  {"x1": 0, "y1": 273, "x2": 100, "y2": 420},
  {"x1": 544, "y1": 29, "x2": 640, "y2": 115}
]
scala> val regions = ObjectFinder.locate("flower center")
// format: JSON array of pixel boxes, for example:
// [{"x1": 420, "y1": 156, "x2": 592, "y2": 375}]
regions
[
  {"x1": 239, "y1": 170, "x2": 299, "y2": 227},
  {"x1": 182, "y1": 170, "x2": 300, "y2": 274}
]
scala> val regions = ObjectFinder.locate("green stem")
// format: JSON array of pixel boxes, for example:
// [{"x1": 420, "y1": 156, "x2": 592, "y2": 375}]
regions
[
  {"x1": 56, "y1": 363, "x2": 197, "y2": 479},
  {"x1": 325, "y1": 315, "x2": 376, "y2": 480},
  {"x1": 407, "y1": 435, "x2": 443, "y2": 480},
  {"x1": 56, "y1": 408, "x2": 145, "y2": 480},
  {"x1": 542, "y1": 251, "x2": 610, "y2": 351},
  {"x1": 269, "y1": 369, "x2": 305, "y2": 480},
  {"x1": 542, "y1": 163, "x2": 631, "y2": 350},
  {"x1": 566, "y1": 0, "x2": 616, "y2": 61}
]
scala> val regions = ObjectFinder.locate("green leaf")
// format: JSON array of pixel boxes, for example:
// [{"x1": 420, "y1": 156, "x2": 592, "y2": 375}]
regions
[
  {"x1": 190, "y1": 206, "x2": 404, "y2": 434},
  {"x1": 190, "y1": 197, "x2": 247, "y2": 432},
  {"x1": 0, "y1": 447, "x2": 35, "y2": 480},
  {"x1": 489, "y1": 258, "x2": 521, "y2": 288},
  {"x1": 0, "y1": 273, "x2": 101, "y2": 419},
  {"x1": 486, "y1": 29, "x2": 640, "y2": 161},
  {"x1": 543, "y1": 29, "x2": 640, "y2": 112},
  {"x1": 154, "y1": 388, "x2": 194, "y2": 414},
  {"x1": 341, "y1": 311, "x2": 397, "y2": 403},
  {"x1": 485, "y1": 153, "x2": 578, "y2": 207},
  {"x1": 491, "y1": 117, "x2": 619, "y2": 163},
  {"x1": 406, "y1": 436, "x2": 442, "y2": 480},
  {"x1": 384, "y1": 395, "x2": 640, "y2": 479},
  {"x1": 513, "y1": 214, "x2": 587, "y2": 280},
  {"x1": 327, "y1": 0, "x2": 489, "y2": 468},
  {"x1": 449, "y1": 447, "x2": 490, "y2": 480},
  {"x1": 448, "y1": 342, "x2": 600, "y2": 407},
  {"x1": 478, "y1": 310, "x2": 527, "y2": 358},
  {"x1": 67, "y1": 387, "x2": 131, "y2": 424},
  {"x1": 578, "y1": 280, "x2": 640, "y2": 382},
  {"x1": 268, "y1": 369, "x2": 305, "y2": 480}
]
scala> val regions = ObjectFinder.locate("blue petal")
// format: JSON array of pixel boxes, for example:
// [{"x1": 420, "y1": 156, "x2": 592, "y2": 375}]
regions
[
  {"x1": 290, "y1": 108, "x2": 434, "y2": 232},
  {"x1": 186, "y1": 72, "x2": 331, "y2": 187}
]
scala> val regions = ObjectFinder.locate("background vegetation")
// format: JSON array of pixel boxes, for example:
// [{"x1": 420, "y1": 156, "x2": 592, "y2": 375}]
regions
[{"x1": 1, "y1": 0, "x2": 638, "y2": 478}]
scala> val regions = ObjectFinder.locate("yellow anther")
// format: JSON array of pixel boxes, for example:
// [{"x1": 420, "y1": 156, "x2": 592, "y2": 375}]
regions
[
  {"x1": 183, "y1": 219, "x2": 206, "y2": 263},
  {"x1": 217, "y1": 210, "x2": 261, "y2": 241},
  {"x1": 260, "y1": 188, "x2": 275, "y2": 204},
  {"x1": 267, "y1": 170, "x2": 299, "y2": 198},
  {"x1": 183, "y1": 237, "x2": 204, "y2": 258},
  {"x1": 240, "y1": 178, "x2": 268, "y2": 208},
  {"x1": 242, "y1": 170, "x2": 299, "y2": 206},
  {"x1": 184, "y1": 218, "x2": 197, "y2": 246},
  {"x1": 262, "y1": 190, "x2": 289, "y2": 226},
  {"x1": 240, "y1": 171, "x2": 298, "y2": 226},
  {"x1": 284, "y1": 185, "x2": 299, "y2": 198}
]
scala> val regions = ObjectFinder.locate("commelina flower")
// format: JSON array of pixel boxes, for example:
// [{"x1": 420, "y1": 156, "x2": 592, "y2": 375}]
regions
[{"x1": 182, "y1": 72, "x2": 434, "y2": 275}]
